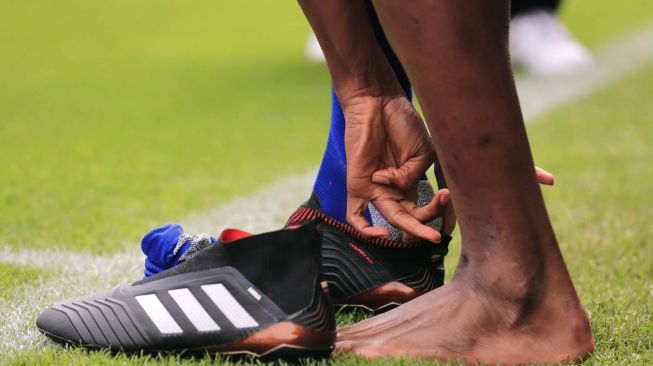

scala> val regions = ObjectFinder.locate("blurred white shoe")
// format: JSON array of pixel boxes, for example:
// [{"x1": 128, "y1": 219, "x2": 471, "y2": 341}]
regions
[
  {"x1": 510, "y1": 10, "x2": 593, "y2": 77},
  {"x1": 305, "y1": 33, "x2": 326, "y2": 62}
]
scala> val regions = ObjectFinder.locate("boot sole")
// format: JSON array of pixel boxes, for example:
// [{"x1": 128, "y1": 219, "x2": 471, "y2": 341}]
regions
[
  {"x1": 39, "y1": 321, "x2": 335, "y2": 361},
  {"x1": 334, "y1": 281, "x2": 424, "y2": 314}
]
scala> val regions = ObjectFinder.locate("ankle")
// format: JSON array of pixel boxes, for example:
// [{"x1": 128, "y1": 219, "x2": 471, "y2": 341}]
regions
[
  {"x1": 455, "y1": 255, "x2": 587, "y2": 324},
  {"x1": 456, "y1": 251, "x2": 547, "y2": 304}
]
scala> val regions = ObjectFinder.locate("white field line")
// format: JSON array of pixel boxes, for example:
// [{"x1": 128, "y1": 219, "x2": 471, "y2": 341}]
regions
[{"x1": 1, "y1": 23, "x2": 653, "y2": 354}]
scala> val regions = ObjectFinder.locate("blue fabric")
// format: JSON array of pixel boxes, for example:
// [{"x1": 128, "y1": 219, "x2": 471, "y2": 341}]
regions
[
  {"x1": 141, "y1": 223, "x2": 216, "y2": 277},
  {"x1": 141, "y1": 223, "x2": 185, "y2": 277},
  {"x1": 313, "y1": 90, "x2": 349, "y2": 222},
  {"x1": 313, "y1": 2, "x2": 412, "y2": 223}
]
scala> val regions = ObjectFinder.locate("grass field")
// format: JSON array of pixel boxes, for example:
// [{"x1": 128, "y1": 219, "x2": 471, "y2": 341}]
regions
[{"x1": 1, "y1": 0, "x2": 652, "y2": 365}]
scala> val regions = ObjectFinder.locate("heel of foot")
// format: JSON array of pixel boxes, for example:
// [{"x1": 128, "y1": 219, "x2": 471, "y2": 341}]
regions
[{"x1": 568, "y1": 309, "x2": 595, "y2": 359}]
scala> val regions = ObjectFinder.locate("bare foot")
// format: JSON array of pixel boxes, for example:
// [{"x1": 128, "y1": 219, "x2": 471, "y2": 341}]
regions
[{"x1": 337, "y1": 262, "x2": 595, "y2": 364}]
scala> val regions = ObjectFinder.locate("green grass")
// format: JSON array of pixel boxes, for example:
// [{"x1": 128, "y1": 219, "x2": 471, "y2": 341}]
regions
[
  {"x1": 1, "y1": 0, "x2": 652, "y2": 364},
  {"x1": 562, "y1": 0, "x2": 653, "y2": 47},
  {"x1": 6, "y1": 54, "x2": 653, "y2": 366},
  {"x1": 527, "y1": 65, "x2": 653, "y2": 365},
  {"x1": 0, "y1": 263, "x2": 50, "y2": 300},
  {"x1": 0, "y1": 0, "x2": 328, "y2": 253}
]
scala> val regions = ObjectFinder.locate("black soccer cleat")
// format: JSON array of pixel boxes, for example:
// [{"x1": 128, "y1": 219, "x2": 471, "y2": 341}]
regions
[
  {"x1": 285, "y1": 193, "x2": 451, "y2": 313},
  {"x1": 36, "y1": 220, "x2": 335, "y2": 359}
]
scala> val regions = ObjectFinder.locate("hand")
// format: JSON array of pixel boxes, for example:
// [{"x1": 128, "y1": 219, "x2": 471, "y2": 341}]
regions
[
  {"x1": 344, "y1": 94, "x2": 444, "y2": 242},
  {"x1": 342, "y1": 92, "x2": 557, "y2": 243}
]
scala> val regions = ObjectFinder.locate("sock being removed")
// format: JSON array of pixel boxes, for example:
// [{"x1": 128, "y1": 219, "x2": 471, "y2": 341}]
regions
[{"x1": 141, "y1": 224, "x2": 216, "y2": 277}]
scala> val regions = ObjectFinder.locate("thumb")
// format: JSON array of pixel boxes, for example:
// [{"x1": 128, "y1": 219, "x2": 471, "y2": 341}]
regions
[{"x1": 372, "y1": 158, "x2": 431, "y2": 191}]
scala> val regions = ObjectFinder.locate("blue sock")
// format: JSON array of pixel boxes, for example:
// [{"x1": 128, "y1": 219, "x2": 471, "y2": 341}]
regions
[
  {"x1": 313, "y1": 1, "x2": 413, "y2": 224},
  {"x1": 141, "y1": 224, "x2": 216, "y2": 277},
  {"x1": 313, "y1": 90, "x2": 349, "y2": 222}
]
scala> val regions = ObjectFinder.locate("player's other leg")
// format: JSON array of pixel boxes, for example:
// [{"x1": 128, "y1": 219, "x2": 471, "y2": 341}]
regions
[
  {"x1": 337, "y1": 1, "x2": 594, "y2": 364},
  {"x1": 510, "y1": 0, "x2": 593, "y2": 76}
]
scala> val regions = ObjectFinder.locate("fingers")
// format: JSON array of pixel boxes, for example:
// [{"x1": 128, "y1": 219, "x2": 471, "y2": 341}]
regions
[
  {"x1": 347, "y1": 189, "x2": 451, "y2": 242},
  {"x1": 347, "y1": 196, "x2": 392, "y2": 239},
  {"x1": 350, "y1": 216, "x2": 392, "y2": 238},
  {"x1": 408, "y1": 189, "x2": 449, "y2": 223},
  {"x1": 374, "y1": 199, "x2": 441, "y2": 243},
  {"x1": 535, "y1": 166, "x2": 555, "y2": 186},
  {"x1": 377, "y1": 165, "x2": 555, "y2": 187},
  {"x1": 371, "y1": 157, "x2": 432, "y2": 191},
  {"x1": 399, "y1": 189, "x2": 449, "y2": 243}
]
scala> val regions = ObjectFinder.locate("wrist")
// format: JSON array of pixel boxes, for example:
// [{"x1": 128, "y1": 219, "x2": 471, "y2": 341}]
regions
[
  {"x1": 338, "y1": 91, "x2": 407, "y2": 118},
  {"x1": 331, "y1": 60, "x2": 405, "y2": 105}
]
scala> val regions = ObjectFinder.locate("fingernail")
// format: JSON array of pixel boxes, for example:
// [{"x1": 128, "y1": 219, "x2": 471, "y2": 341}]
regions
[{"x1": 373, "y1": 176, "x2": 391, "y2": 185}]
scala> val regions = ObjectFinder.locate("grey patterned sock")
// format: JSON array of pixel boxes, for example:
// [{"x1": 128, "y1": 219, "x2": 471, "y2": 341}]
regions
[
  {"x1": 367, "y1": 180, "x2": 443, "y2": 242},
  {"x1": 174, "y1": 233, "x2": 215, "y2": 263}
]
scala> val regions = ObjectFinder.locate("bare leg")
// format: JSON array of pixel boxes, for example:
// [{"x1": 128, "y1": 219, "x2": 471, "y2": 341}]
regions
[{"x1": 336, "y1": 1, "x2": 594, "y2": 364}]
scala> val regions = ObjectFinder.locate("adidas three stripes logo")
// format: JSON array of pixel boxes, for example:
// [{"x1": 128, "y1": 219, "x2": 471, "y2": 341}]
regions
[{"x1": 135, "y1": 284, "x2": 262, "y2": 335}]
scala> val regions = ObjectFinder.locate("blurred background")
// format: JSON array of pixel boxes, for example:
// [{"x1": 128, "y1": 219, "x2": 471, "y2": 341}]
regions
[
  {"x1": 0, "y1": 1, "x2": 330, "y2": 253},
  {"x1": 0, "y1": 0, "x2": 651, "y2": 364}
]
